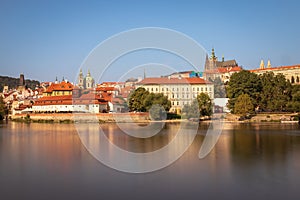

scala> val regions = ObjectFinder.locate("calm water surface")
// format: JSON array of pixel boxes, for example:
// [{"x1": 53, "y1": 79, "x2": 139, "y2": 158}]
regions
[{"x1": 1, "y1": 122, "x2": 300, "y2": 200}]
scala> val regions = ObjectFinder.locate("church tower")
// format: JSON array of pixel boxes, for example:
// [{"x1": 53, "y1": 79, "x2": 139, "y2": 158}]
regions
[
  {"x1": 19, "y1": 73, "x2": 25, "y2": 86},
  {"x1": 260, "y1": 60, "x2": 265, "y2": 69},
  {"x1": 85, "y1": 69, "x2": 95, "y2": 89},
  {"x1": 78, "y1": 69, "x2": 84, "y2": 89},
  {"x1": 267, "y1": 60, "x2": 271, "y2": 68}
]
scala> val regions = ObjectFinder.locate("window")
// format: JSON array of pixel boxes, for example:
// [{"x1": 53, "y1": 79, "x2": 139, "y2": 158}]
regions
[
  {"x1": 156, "y1": 88, "x2": 158, "y2": 91},
  {"x1": 182, "y1": 88, "x2": 184, "y2": 91},
  {"x1": 205, "y1": 87, "x2": 207, "y2": 91},
  {"x1": 162, "y1": 88, "x2": 164, "y2": 91},
  {"x1": 193, "y1": 88, "x2": 195, "y2": 91},
  {"x1": 201, "y1": 87, "x2": 203, "y2": 92},
  {"x1": 172, "y1": 88, "x2": 175, "y2": 91},
  {"x1": 172, "y1": 102, "x2": 174, "y2": 105},
  {"x1": 151, "y1": 88, "x2": 153, "y2": 91},
  {"x1": 166, "y1": 88, "x2": 168, "y2": 91},
  {"x1": 186, "y1": 88, "x2": 188, "y2": 91},
  {"x1": 177, "y1": 102, "x2": 179, "y2": 105},
  {"x1": 197, "y1": 88, "x2": 199, "y2": 91}
]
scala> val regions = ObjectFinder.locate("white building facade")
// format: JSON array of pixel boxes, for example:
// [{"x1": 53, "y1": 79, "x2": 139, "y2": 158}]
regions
[{"x1": 137, "y1": 77, "x2": 214, "y2": 114}]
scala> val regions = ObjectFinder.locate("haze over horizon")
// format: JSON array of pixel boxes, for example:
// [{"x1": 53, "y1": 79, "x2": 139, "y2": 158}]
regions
[{"x1": 1, "y1": 0, "x2": 299, "y2": 82}]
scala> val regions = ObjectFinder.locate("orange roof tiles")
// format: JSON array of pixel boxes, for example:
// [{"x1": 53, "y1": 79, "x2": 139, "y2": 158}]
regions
[
  {"x1": 138, "y1": 77, "x2": 212, "y2": 85},
  {"x1": 45, "y1": 81, "x2": 74, "y2": 93},
  {"x1": 250, "y1": 65, "x2": 300, "y2": 72},
  {"x1": 205, "y1": 66, "x2": 242, "y2": 74},
  {"x1": 96, "y1": 87, "x2": 116, "y2": 91}
]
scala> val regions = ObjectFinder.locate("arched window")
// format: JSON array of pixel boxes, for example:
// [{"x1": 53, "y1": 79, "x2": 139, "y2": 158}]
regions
[{"x1": 296, "y1": 76, "x2": 299, "y2": 83}]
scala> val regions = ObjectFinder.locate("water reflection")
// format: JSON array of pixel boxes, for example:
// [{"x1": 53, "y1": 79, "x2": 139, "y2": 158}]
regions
[{"x1": 1, "y1": 122, "x2": 300, "y2": 199}]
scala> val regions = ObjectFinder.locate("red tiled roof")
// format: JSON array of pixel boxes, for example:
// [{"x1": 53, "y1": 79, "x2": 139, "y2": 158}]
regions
[
  {"x1": 250, "y1": 65, "x2": 300, "y2": 72},
  {"x1": 34, "y1": 92, "x2": 110, "y2": 106},
  {"x1": 45, "y1": 81, "x2": 74, "y2": 93},
  {"x1": 96, "y1": 87, "x2": 116, "y2": 91},
  {"x1": 205, "y1": 66, "x2": 242, "y2": 74},
  {"x1": 138, "y1": 77, "x2": 211, "y2": 85}
]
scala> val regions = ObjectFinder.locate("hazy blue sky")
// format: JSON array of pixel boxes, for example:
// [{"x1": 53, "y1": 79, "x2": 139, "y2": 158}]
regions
[{"x1": 0, "y1": 0, "x2": 299, "y2": 82}]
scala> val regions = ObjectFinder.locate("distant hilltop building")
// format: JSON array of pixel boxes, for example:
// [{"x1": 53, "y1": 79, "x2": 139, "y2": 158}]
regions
[
  {"x1": 204, "y1": 48, "x2": 242, "y2": 83},
  {"x1": 17, "y1": 73, "x2": 26, "y2": 91},
  {"x1": 77, "y1": 69, "x2": 95, "y2": 89},
  {"x1": 250, "y1": 60, "x2": 300, "y2": 84}
]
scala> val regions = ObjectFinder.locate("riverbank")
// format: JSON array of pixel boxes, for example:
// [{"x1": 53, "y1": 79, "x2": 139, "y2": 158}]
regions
[
  {"x1": 10, "y1": 113, "x2": 151, "y2": 123},
  {"x1": 224, "y1": 113, "x2": 299, "y2": 123},
  {"x1": 8, "y1": 112, "x2": 299, "y2": 124}
]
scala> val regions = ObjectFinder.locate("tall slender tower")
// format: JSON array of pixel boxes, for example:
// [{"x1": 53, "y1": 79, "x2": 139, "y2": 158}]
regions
[
  {"x1": 19, "y1": 73, "x2": 25, "y2": 86},
  {"x1": 78, "y1": 69, "x2": 84, "y2": 89},
  {"x1": 267, "y1": 60, "x2": 271, "y2": 68},
  {"x1": 260, "y1": 60, "x2": 265, "y2": 69}
]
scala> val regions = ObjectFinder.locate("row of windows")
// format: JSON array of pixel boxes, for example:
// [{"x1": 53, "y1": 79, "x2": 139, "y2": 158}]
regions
[{"x1": 145, "y1": 86, "x2": 212, "y2": 92}]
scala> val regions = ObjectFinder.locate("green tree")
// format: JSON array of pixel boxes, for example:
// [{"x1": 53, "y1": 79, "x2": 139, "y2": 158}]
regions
[
  {"x1": 213, "y1": 77, "x2": 226, "y2": 98},
  {"x1": 227, "y1": 70, "x2": 261, "y2": 113},
  {"x1": 128, "y1": 87, "x2": 149, "y2": 112},
  {"x1": 234, "y1": 94, "x2": 254, "y2": 116},
  {"x1": 149, "y1": 104, "x2": 167, "y2": 120},
  {"x1": 287, "y1": 85, "x2": 300, "y2": 112},
  {"x1": 197, "y1": 93, "x2": 213, "y2": 116},
  {"x1": 144, "y1": 93, "x2": 171, "y2": 112},
  {"x1": 128, "y1": 88, "x2": 171, "y2": 118},
  {"x1": 182, "y1": 99, "x2": 199, "y2": 119},
  {"x1": 260, "y1": 72, "x2": 291, "y2": 111}
]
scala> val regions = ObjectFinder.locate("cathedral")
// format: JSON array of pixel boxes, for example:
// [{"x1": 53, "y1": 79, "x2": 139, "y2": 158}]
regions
[{"x1": 77, "y1": 69, "x2": 95, "y2": 89}]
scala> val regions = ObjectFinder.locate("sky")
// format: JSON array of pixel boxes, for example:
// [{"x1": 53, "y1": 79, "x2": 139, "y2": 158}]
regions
[{"x1": 0, "y1": 0, "x2": 300, "y2": 82}]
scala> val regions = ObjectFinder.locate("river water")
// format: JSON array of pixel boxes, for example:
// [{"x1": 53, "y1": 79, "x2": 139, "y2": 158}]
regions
[{"x1": 1, "y1": 122, "x2": 300, "y2": 200}]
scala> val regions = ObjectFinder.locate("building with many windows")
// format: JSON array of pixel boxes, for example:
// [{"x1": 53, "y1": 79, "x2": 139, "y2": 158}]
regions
[
  {"x1": 137, "y1": 77, "x2": 214, "y2": 114},
  {"x1": 250, "y1": 62, "x2": 300, "y2": 84}
]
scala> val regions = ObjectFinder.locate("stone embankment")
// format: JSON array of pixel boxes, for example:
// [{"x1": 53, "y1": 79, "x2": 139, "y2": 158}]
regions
[{"x1": 10, "y1": 113, "x2": 150, "y2": 123}]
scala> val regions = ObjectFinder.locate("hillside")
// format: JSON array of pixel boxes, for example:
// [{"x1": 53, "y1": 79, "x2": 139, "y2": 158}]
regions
[{"x1": 0, "y1": 75, "x2": 40, "y2": 92}]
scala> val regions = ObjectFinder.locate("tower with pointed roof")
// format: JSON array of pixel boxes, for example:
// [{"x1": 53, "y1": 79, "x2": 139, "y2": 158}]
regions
[
  {"x1": 267, "y1": 60, "x2": 271, "y2": 68},
  {"x1": 78, "y1": 69, "x2": 84, "y2": 89},
  {"x1": 260, "y1": 60, "x2": 265, "y2": 69}
]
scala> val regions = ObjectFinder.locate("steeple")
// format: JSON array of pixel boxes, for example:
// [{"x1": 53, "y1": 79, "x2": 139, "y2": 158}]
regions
[
  {"x1": 210, "y1": 48, "x2": 217, "y2": 61},
  {"x1": 87, "y1": 69, "x2": 91, "y2": 77},
  {"x1": 143, "y1": 68, "x2": 146, "y2": 79},
  {"x1": 267, "y1": 60, "x2": 271, "y2": 68},
  {"x1": 260, "y1": 60, "x2": 265, "y2": 69}
]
